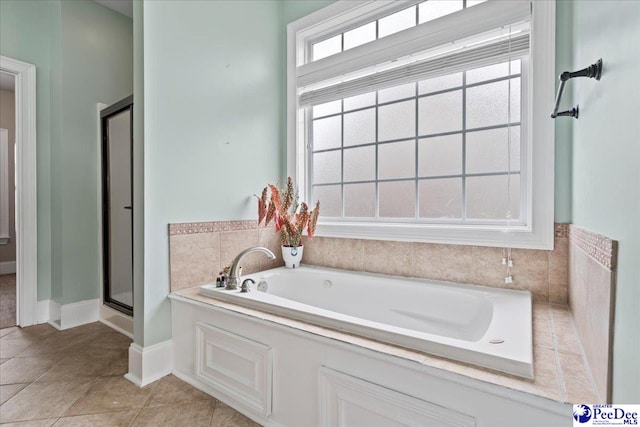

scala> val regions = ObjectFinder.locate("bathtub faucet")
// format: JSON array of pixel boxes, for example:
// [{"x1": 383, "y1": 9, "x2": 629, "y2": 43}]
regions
[{"x1": 226, "y1": 246, "x2": 275, "y2": 291}]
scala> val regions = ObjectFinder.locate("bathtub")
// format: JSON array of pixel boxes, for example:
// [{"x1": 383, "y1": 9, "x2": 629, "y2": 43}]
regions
[{"x1": 199, "y1": 266, "x2": 533, "y2": 379}]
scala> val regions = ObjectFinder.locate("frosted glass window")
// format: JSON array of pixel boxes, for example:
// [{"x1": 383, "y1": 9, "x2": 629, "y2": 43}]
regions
[
  {"x1": 378, "y1": 100, "x2": 415, "y2": 142},
  {"x1": 313, "y1": 100, "x2": 341, "y2": 118},
  {"x1": 313, "y1": 185, "x2": 342, "y2": 217},
  {"x1": 313, "y1": 116, "x2": 341, "y2": 150},
  {"x1": 344, "y1": 108, "x2": 375, "y2": 146},
  {"x1": 313, "y1": 151, "x2": 341, "y2": 184},
  {"x1": 419, "y1": 178, "x2": 462, "y2": 218},
  {"x1": 378, "y1": 82, "x2": 416, "y2": 103},
  {"x1": 344, "y1": 92, "x2": 376, "y2": 111},
  {"x1": 344, "y1": 22, "x2": 376, "y2": 50},
  {"x1": 467, "y1": 60, "x2": 521, "y2": 84},
  {"x1": 379, "y1": 6, "x2": 416, "y2": 38},
  {"x1": 312, "y1": 34, "x2": 342, "y2": 61},
  {"x1": 418, "y1": 73, "x2": 462, "y2": 94},
  {"x1": 379, "y1": 141, "x2": 415, "y2": 180},
  {"x1": 466, "y1": 78, "x2": 520, "y2": 129},
  {"x1": 345, "y1": 183, "x2": 376, "y2": 217},
  {"x1": 418, "y1": 1, "x2": 463, "y2": 24},
  {"x1": 379, "y1": 180, "x2": 415, "y2": 218},
  {"x1": 466, "y1": 174, "x2": 520, "y2": 219},
  {"x1": 418, "y1": 135, "x2": 462, "y2": 177},
  {"x1": 466, "y1": 127, "x2": 520, "y2": 174},
  {"x1": 418, "y1": 91, "x2": 462, "y2": 135},
  {"x1": 344, "y1": 146, "x2": 375, "y2": 182}
]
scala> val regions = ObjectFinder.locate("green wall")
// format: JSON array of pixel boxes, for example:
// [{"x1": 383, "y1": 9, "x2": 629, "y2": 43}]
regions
[
  {"x1": 1, "y1": 0, "x2": 132, "y2": 305},
  {"x1": 1, "y1": 0, "x2": 58, "y2": 300},
  {"x1": 139, "y1": 0, "x2": 284, "y2": 346},
  {"x1": 57, "y1": 0, "x2": 133, "y2": 304},
  {"x1": 565, "y1": 0, "x2": 640, "y2": 402}
]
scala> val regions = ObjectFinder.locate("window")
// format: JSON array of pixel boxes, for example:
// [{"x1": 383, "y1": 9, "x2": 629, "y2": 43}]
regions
[{"x1": 288, "y1": 0, "x2": 555, "y2": 249}]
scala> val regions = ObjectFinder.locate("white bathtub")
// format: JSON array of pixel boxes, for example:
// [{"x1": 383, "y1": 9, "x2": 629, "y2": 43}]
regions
[{"x1": 199, "y1": 266, "x2": 533, "y2": 378}]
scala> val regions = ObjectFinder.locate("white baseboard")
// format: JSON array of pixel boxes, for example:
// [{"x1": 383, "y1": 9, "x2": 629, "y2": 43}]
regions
[
  {"x1": 44, "y1": 298, "x2": 100, "y2": 330},
  {"x1": 125, "y1": 340, "x2": 173, "y2": 388},
  {"x1": 0, "y1": 260, "x2": 16, "y2": 274},
  {"x1": 37, "y1": 300, "x2": 50, "y2": 324}
]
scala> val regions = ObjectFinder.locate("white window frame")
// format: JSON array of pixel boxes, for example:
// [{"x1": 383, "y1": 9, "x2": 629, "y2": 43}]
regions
[{"x1": 287, "y1": 0, "x2": 555, "y2": 250}]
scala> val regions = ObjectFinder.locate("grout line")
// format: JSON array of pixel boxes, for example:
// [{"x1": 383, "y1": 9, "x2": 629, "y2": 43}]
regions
[
  {"x1": 128, "y1": 408, "x2": 144, "y2": 427},
  {"x1": 565, "y1": 307, "x2": 603, "y2": 403},
  {"x1": 548, "y1": 303, "x2": 568, "y2": 403}
]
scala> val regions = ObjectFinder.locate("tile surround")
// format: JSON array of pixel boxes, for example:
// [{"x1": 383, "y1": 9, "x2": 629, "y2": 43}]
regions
[
  {"x1": 567, "y1": 224, "x2": 617, "y2": 403},
  {"x1": 167, "y1": 219, "x2": 618, "y2": 404},
  {"x1": 169, "y1": 221, "x2": 570, "y2": 303}
]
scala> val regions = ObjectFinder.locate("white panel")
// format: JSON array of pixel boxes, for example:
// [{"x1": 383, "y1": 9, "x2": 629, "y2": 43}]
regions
[
  {"x1": 319, "y1": 367, "x2": 476, "y2": 427},
  {"x1": 196, "y1": 322, "x2": 272, "y2": 416}
]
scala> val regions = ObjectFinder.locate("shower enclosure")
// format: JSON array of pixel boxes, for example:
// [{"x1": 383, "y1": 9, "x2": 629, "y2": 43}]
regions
[{"x1": 101, "y1": 96, "x2": 133, "y2": 316}]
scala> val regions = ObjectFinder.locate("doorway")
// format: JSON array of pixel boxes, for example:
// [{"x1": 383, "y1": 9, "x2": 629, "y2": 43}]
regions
[
  {"x1": 0, "y1": 56, "x2": 37, "y2": 328},
  {"x1": 101, "y1": 96, "x2": 133, "y2": 316}
]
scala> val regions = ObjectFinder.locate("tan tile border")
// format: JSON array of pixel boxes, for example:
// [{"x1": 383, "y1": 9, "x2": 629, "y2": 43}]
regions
[
  {"x1": 568, "y1": 225, "x2": 618, "y2": 272},
  {"x1": 168, "y1": 220, "x2": 259, "y2": 236},
  {"x1": 554, "y1": 223, "x2": 569, "y2": 238}
]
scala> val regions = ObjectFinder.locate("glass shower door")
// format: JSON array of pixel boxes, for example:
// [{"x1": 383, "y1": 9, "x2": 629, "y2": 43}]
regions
[{"x1": 101, "y1": 96, "x2": 133, "y2": 315}]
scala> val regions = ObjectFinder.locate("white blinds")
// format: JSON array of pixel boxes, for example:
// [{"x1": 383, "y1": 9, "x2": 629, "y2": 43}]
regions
[{"x1": 297, "y1": 0, "x2": 531, "y2": 107}]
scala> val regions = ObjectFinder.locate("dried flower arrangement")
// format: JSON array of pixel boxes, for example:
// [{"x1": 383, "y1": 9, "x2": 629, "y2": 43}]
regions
[{"x1": 257, "y1": 177, "x2": 320, "y2": 247}]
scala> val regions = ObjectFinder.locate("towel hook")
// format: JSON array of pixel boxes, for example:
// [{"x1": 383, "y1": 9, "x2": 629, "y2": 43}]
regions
[{"x1": 551, "y1": 59, "x2": 602, "y2": 119}]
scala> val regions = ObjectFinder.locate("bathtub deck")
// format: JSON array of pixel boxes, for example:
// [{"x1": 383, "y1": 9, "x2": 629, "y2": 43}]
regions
[{"x1": 174, "y1": 286, "x2": 600, "y2": 404}]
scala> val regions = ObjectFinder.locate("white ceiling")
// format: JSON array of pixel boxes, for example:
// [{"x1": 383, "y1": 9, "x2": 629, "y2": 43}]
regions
[
  {"x1": 0, "y1": 72, "x2": 15, "y2": 92},
  {"x1": 94, "y1": 0, "x2": 133, "y2": 19}
]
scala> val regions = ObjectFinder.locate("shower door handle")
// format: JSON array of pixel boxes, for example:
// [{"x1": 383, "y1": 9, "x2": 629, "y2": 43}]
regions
[{"x1": 123, "y1": 206, "x2": 132, "y2": 210}]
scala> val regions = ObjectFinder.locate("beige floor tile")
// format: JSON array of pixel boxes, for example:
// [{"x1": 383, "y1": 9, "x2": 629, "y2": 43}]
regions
[
  {"x1": 0, "y1": 338, "x2": 35, "y2": 359},
  {"x1": 0, "y1": 379, "x2": 95, "y2": 423},
  {"x1": 0, "y1": 419, "x2": 58, "y2": 427},
  {"x1": 0, "y1": 354, "x2": 65, "y2": 384},
  {"x1": 36, "y1": 350, "x2": 124, "y2": 382},
  {"x1": 53, "y1": 409, "x2": 140, "y2": 426},
  {"x1": 1, "y1": 382, "x2": 28, "y2": 404},
  {"x1": 14, "y1": 332, "x2": 92, "y2": 358},
  {"x1": 0, "y1": 326, "x2": 18, "y2": 337},
  {"x1": 143, "y1": 374, "x2": 215, "y2": 407},
  {"x1": 211, "y1": 403, "x2": 261, "y2": 427},
  {"x1": 101, "y1": 349, "x2": 129, "y2": 377},
  {"x1": 131, "y1": 401, "x2": 216, "y2": 426},
  {"x1": 83, "y1": 332, "x2": 132, "y2": 352},
  {"x1": 1, "y1": 324, "x2": 57, "y2": 341},
  {"x1": 64, "y1": 376, "x2": 151, "y2": 416}
]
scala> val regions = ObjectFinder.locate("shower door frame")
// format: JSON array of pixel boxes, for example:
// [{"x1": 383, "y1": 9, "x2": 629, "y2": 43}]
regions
[{"x1": 100, "y1": 95, "x2": 134, "y2": 316}]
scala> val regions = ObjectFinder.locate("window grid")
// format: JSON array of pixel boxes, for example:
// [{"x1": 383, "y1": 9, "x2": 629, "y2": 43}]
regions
[{"x1": 310, "y1": 69, "x2": 522, "y2": 223}]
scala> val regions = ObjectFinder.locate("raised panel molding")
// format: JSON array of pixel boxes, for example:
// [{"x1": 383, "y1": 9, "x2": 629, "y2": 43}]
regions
[
  {"x1": 319, "y1": 367, "x2": 476, "y2": 427},
  {"x1": 195, "y1": 322, "x2": 272, "y2": 416}
]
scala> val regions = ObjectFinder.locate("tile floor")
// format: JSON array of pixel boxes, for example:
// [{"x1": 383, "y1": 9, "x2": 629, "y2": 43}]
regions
[
  {"x1": 0, "y1": 274, "x2": 16, "y2": 329},
  {"x1": 0, "y1": 322, "x2": 261, "y2": 426}
]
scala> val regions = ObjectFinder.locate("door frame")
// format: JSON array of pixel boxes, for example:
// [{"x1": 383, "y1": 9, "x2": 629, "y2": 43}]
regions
[
  {"x1": 100, "y1": 95, "x2": 134, "y2": 316},
  {"x1": 0, "y1": 56, "x2": 37, "y2": 327}
]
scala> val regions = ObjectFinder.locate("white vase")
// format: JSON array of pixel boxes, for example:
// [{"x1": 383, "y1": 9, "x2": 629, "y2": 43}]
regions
[{"x1": 282, "y1": 245, "x2": 303, "y2": 269}]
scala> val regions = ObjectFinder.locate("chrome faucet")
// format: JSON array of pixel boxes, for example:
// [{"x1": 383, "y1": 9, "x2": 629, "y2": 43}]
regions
[{"x1": 226, "y1": 246, "x2": 275, "y2": 290}]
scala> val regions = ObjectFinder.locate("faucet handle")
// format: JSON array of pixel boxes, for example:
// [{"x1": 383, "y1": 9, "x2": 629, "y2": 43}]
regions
[{"x1": 241, "y1": 278, "x2": 255, "y2": 293}]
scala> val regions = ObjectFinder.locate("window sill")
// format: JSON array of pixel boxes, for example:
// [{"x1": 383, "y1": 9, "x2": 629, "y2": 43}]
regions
[{"x1": 315, "y1": 221, "x2": 554, "y2": 250}]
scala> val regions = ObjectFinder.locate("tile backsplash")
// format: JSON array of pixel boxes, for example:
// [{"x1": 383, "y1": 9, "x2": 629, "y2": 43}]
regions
[{"x1": 168, "y1": 221, "x2": 569, "y2": 303}]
